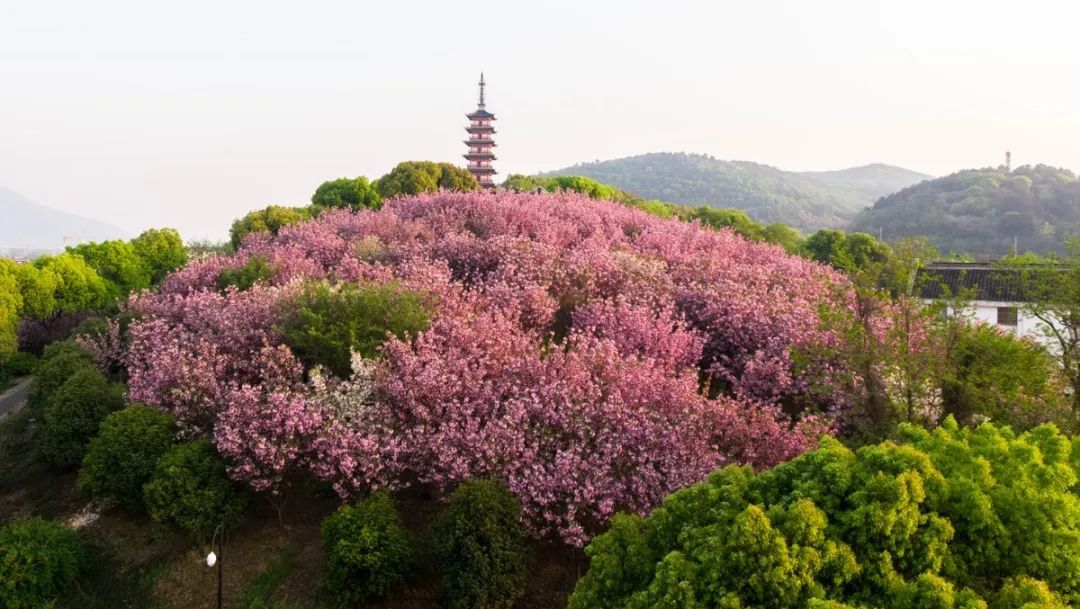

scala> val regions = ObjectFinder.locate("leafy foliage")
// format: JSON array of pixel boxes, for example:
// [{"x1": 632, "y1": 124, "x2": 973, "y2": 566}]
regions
[
  {"x1": 230, "y1": 206, "x2": 315, "y2": 249},
  {"x1": 27, "y1": 341, "x2": 96, "y2": 415},
  {"x1": 311, "y1": 176, "x2": 381, "y2": 211},
  {"x1": 216, "y1": 255, "x2": 274, "y2": 292},
  {"x1": 0, "y1": 517, "x2": 87, "y2": 609},
  {"x1": 2, "y1": 351, "x2": 37, "y2": 376},
  {"x1": 431, "y1": 480, "x2": 530, "y2": 609},
  {"x1": 131, "y1": 228, "x2": 188, "y2": 284},
  {"x1": 569, "y1": 419, "x2": 1080, "y2": 609},
  {"x1": 940, "y1": 321, "x2": 1068, "y2": 430},
  {"x1": 277, "y1": 281, "x2": 432, "y2": 378},
  {"x1": 143, "y1": 440, "x2": 248, "y2": 541},
  {"x1": 376, "y1": 161, "x2": 479, "y2": 197},
  {"x1": 40, "y1": 366, "x2": 125, "y2": 467},
  {"x1": 852, "y1": 164, "x2": 1080, "y2": 256},
  {"x1": 67, "y1": 240, "x2": 151, "y2": 301},
  {"x1": 802, "y1": 229, "x2": 892, "y2": 272},
  {"x1": 320, "y1": 491, "x2": 414, "y2": 604},
  {"x1": 78, "y1": 405, "x2": 176, "y2": 510}
]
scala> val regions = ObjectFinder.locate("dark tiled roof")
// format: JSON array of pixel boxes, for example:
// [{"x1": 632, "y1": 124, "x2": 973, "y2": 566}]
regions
[
  {"x1": 467, "y1": 109, "x2": 495, "y2": 119},
  {"x1": 915, "y1": 263, "x2": 1029, "y2": 302}
]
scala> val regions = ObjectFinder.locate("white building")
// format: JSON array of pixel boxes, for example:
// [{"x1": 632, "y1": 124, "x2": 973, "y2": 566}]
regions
[{"x1": 915, "y1": 262, "x2": 1053, "y2": 345}]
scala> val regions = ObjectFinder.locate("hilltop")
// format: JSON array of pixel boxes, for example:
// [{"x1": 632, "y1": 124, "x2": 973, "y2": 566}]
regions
[
  {"x1": 542, "y1": 152, "x2": 929, "y2": 231},
  {"x1": 0, "y1": 188, "x2": 129, "y2": 250},
  {"x1": 850, "y1": 164, "x2": 1080, "y2": 256}
]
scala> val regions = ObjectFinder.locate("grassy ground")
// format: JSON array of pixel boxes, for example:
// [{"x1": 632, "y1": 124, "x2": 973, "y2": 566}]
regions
[{"x1": 0, "y1": 410, "x2": 585, "y2": 609}]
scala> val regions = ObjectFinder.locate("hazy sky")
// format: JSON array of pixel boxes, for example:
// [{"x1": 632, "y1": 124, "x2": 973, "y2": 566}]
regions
[{"x1": 2, "y1": 0, "x2": 1078, "y2": 239}]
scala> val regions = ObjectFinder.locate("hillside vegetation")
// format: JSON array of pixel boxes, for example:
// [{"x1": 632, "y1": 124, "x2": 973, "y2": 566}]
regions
[
  {"x1": 851, "y1": 164, "x2": 1080, "y2": 256},
  {"x1": 543, "y1": 152, "x2": 928, "y2": 231}
]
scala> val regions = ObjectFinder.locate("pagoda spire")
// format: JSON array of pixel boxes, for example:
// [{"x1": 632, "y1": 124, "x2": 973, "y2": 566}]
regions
[{"x1": 464, "y1": 72, "x2": 497, "y2": 189}]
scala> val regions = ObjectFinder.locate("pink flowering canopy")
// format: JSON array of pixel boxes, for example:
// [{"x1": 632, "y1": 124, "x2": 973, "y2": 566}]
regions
[{"x1": 119, "y1": 190, "x2": 850, "y2": 544}]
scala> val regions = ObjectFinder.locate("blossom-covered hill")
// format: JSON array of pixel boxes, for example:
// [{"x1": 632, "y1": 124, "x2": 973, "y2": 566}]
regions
[{"x1": 98, "y1": 190, "x2": 852, "y2": 544}]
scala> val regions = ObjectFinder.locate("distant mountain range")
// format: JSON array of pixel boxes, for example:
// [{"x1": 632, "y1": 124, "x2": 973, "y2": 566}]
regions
[
  {"x1": 851, "y1": 164, "x2": 1080, "y2": 257},
  {"x1": 542, "y1": 152, "x2": 931, "y2": 231},
  {"x1": 0, "y1": 187, "x2": 129, "y2": 250}
]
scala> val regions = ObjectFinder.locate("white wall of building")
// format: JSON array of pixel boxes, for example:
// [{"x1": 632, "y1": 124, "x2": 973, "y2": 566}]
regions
[{"x1": 939, "y1": 300, "x2": 1058, "y2": 349}]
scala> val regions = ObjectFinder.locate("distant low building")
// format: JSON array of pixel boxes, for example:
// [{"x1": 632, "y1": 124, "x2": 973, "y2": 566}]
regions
[{"x1": 915, "y1": 262, "x2": 1050, "y2": 342}]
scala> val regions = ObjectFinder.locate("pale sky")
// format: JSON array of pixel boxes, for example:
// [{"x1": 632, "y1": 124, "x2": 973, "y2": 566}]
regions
[{"x1": 2, "y1": 0, "x2": 1078, "y2": 240}]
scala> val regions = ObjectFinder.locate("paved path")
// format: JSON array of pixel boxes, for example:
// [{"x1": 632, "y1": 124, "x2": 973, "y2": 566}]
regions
[{"x1": 0, "y1": 377, "x2": 32, "y2": 420}]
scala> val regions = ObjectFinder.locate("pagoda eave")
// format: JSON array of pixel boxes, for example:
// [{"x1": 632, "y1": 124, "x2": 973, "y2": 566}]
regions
[{"x1": 464, "y1": 140, "x2": 498, "y2": 146}]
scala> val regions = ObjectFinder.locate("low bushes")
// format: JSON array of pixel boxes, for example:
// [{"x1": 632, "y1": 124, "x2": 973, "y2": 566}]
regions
[
  {"x1": 431, "y1": 480, "x2": 530, "y2": 609},
  {"x1": 320, "y1": 491, "x2": 414, "y2": 604},
  {"x1": 3, "y1": 351, "x2": 38, "y2": 376},
  {"x1": 0, "y1": 517, "x2": 87, "y2": 608},
  {"x1": 40, "y1": 367, "x2": 124, "y2": 467},
  {"x1": 143, "y1": 440, "x2": 248, "y2": 541},
  {"x1": 569, "y1": 418, "x2": 1080, "y2": 609},
  {"x1": 26, "y1": 341, "x2": 95, "y2": 414},
  {"x1": 78, "y1": 405, "x2": 176, "y2": 509}
]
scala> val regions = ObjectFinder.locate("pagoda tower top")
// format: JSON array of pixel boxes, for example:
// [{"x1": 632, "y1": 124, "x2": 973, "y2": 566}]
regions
[{"x1": 464, "y1": 73, "x2": 497, "y2": 189}]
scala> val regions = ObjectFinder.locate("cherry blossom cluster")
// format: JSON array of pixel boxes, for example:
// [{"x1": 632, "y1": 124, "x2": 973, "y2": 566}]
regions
[{"x1": 121, "y1": 190, "x2": 849, "y2": 544}]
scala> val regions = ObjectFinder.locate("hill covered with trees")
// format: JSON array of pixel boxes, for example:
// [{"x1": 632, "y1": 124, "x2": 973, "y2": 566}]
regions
[
  {"x1": 851, "y1": 164, "x2": 1080, "y2": 256},
  {"x1": 542, "y1": 152, "x2": 928, "y2": 231}
]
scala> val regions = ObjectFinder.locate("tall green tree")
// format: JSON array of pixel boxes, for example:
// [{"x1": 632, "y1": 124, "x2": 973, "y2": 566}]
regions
[
  {"x1": 375, "y1": 161, "x2": 478, "y2": 198},
  {"x1": 32, "y1": 254, "x2": 108, "y2": 314},
  {"x1": 311, "y1": 176, "x2": 381, "y2": 210},
  {"x1": 131, "y1": 228, "x2": 188, "y2": 284},
  {"x1": 67, "y1": 240, "x2": 151, "y2": 300}
]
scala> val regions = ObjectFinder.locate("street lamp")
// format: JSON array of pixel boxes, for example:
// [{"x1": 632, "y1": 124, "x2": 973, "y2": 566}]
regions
[{"x1": 206, "y1": 523, "x2": 226, "y2": 609}]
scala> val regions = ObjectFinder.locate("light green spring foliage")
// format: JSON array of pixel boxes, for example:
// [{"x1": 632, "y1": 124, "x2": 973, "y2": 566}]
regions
[
  {"x1": 66, "y1": 240, "x2": 151, "y2": 301},
  {"x1": 0, "y1": 265, "x2": 22, "y2": 362},
  {"x1": 32, "y1": 254, "x2": 109, "y2": 314},
  {"x1": 802, "y1": 228, "x2": 893, "y2": 272},
  {"x1": 569, "y1": 418, "x2": 1079, "y2": 609},
  {"x1": 229, "y1": 205, "x2": 315, "y2": 248},
  {"x1": 131, "y1": 228, "x2": 188, "y2": 284}
]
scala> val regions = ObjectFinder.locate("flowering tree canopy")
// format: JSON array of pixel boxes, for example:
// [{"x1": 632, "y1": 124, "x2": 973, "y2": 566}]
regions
[{"x1": 119, "y1": 190, "x2": 852, "y2": 544}]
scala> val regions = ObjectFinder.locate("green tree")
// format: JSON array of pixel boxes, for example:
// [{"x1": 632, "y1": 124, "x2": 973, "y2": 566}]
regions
[
  {"x1": 33, "y1": 253, "x2": 109, "y2": 313},
  {"x1": 41, "y1": 367, "x2": 125, "y2": 467},
  {"x1": 1005, "y1": 241, "x2": 1080, "y2": 421},
  {"x1": 570, "y1": 419, "x2": 1080, "y2": 609},
  {"x1": 320, "y1": 491, "x2": 414, "y2": 604},
  {"x1": 67, "y1": 240, "x2": 151, "y2": 300},
  {"x1": 311, "y1": 176, "x2": 381, "y2": 210},
  {"x1": 131, "y1": 228, "x2": 188, "y2": 284},
  {"x1": 0, "y1": 264, "x2": 23, "y2": 365},
  {"x1": 143, "y1": 440, "x2": 248, "y2": 542},
  {"x1": 431, "y1": 479, "x2": 530, "y2": 609},
  {"x1": 803, "y1": 229, "x2": 892, "y2": 272},
  {"x1": 78, "y1": 405, "x2": 176, "y2": 510},
  {"x1": 376, "y1": 161, "x2": 478, "y2": 198},
  {"x1": 229, "y1": 205, "x2": 314, "y2": 249},
  {"x1": 0, "y1": 517, "x2": 87, "y2": 609},
  {"x1": 277, "y1": 281, "x2": 432, "y2": 378}
]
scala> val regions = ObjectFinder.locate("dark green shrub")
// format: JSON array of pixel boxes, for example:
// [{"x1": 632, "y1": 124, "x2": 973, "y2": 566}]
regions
[
  {"x1": 26, "y1": 342, "x2": 95, "y2": 414},
  {"x1": 3, "y1": 351, "x2": 38, "y2": 376},
  {"x1": 78, "y1": 404, "x2": 176, "y2": 510},
  {"x1": 430, "y1": 480, "x2": 529, "y2": 609},
  {"x1": 0, "y1": 517, "x2": 87, "y2": 609},
  {"x1": 41, "y1": 367, "x2": 125, "y2": 468},
  {"x1": 217, "y1": 256, "x2": 273, "y2": 292},
  {"x1": 569, "y1": 418, "x2": 1080, "y2": 609},
  {"x1": 143, "y1": 440, "x2": 248, "y2": 541},
  {"x1": 277, "y1": 281, "x2": 432, "y2": 378},
  {"x1": 320, "y1": 491, "x2": 414, "y2": 604}
]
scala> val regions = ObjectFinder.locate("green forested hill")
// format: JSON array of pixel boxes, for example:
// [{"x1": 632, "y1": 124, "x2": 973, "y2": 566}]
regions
[
  {"x1": 542, "y1": 152, "x2": 928, "y2": 231},
  {"x1": 850, "y1": 165, "x2": 1080, "y2": 256}
]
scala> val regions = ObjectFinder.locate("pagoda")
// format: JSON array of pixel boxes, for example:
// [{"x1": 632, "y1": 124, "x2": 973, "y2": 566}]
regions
[{"x1": 464, "y1": 73, "x2": 497, "y2": 188}]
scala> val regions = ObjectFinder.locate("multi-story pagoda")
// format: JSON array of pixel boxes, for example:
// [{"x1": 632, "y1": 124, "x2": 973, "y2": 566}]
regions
[{"x1": 464, "y1": 73, "x2": 497, "y2": 188}]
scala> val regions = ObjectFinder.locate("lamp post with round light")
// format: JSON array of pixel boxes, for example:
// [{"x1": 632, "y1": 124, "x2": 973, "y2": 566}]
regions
[{"x1": 206, "y1": 523, "x2": 226, "y2": 609}]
